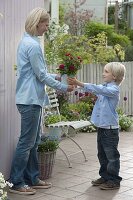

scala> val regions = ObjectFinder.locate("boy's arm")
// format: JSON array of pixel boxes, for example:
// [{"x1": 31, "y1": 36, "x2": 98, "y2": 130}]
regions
[
  {"x1": 84, "y1": 83, "x2": 119, "y2": 97},
  {"x1": 68, "y1": 78, "x2": 119, "y2": 97}
]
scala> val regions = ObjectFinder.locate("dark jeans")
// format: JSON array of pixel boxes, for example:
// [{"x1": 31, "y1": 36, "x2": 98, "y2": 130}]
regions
[
  {"x1": 97, "y1": 128, "x2": 122, "y2": 183},
  {"x1": 10, "y1": 104, "x2": 42, "y2": 188}
]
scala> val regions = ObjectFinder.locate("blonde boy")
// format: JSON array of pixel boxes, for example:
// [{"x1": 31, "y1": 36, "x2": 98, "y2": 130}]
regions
[{"x1": 68, "y1": 62, "x2": 126, "y2": 190}]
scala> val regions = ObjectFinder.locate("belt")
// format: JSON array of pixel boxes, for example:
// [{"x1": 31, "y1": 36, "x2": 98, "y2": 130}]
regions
[{"x1": 100, "y1": 126, "x2": 119, "y2": 129}]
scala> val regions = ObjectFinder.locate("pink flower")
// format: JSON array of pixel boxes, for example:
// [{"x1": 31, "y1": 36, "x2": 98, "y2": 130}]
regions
[
  {"x1": 79, "y1": 92, "x2": 83, "y2": 97},
  {"x1": 85, "y1": 92, "x2": 89, "y2": 96},
  {"x1": 59, "y1": 64, "x2": 65, "y2": 69},
  {"x1": 69, "y1": 65, "x2": 75, "y2": 71},
  {"x1": 77, "y1": 56, "x2": 82, "y2": 63},
  {"x1": 65, "y1": 53, "x2": 71, "y2": 56}
]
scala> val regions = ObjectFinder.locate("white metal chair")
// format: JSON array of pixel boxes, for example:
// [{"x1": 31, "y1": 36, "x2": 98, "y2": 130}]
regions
[{"x1": 42, "y1": 89, "x2": 91, "y2": 167}]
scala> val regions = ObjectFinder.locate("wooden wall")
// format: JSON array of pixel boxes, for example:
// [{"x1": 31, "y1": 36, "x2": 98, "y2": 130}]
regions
[{"x1": 0, "y1": 0, "x2": 45, "y2": 178}]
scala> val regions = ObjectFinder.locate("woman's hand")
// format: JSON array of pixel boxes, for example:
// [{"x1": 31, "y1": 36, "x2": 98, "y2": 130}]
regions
[
  {"x1": 55, "y1": 74, "x2": 61, "y2": 81},
  {"x1": 67, "y1": 77, "x2": 77, "y2": 85}
]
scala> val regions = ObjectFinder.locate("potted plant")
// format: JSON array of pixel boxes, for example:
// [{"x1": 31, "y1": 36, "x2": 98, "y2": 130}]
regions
[{"x1": 37, "y1": 137, "x2": 59, "y2": 180}]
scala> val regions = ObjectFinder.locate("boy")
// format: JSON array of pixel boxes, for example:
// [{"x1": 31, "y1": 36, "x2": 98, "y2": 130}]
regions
[{"x1": 68, "y1": 62, "x2": 126, "y2": 190}]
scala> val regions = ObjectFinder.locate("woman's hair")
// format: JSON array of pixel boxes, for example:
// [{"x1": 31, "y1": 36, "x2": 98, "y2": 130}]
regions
[
  {"x1": 105, "y1": 62, "x2": 126, "y2": 85},
  {"x1": 25, "y1": 7, "x2": 49, "y2": 36}
]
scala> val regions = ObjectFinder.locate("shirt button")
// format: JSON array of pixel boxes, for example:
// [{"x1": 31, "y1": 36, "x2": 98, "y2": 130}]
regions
[{"x1": 97, "y1": 115, "x2": 99, "y2": 117}]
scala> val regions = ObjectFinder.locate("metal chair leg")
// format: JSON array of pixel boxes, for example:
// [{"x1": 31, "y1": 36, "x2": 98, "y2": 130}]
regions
[
  {"x1": 58, "y1": 146, "x2": 72, "y2": 168},
  {"x1": 66, "y1": 134, "x2": 88, "y2": 162}
]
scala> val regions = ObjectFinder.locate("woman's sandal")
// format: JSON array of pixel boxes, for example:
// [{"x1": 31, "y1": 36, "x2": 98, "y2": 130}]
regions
[
  {"x1": 9, "y1": 185, "x2": 36, "y2": 195},
  {"x1": 32, "y1": 180, "x2": 52, "y2": 189}
]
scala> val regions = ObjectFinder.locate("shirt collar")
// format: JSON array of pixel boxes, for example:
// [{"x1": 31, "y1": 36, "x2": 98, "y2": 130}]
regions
[
  {"x1": 105, "y1": 81, "x2": 118, "y2": 87},
  {"x1": 24, "y1": 32, "x2": 40, "y2": 43}
]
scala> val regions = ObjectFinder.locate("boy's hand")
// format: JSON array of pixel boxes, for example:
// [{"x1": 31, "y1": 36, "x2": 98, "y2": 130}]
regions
[{"x1": 68, "y1": 77, "x2": 84, "y2": 87}]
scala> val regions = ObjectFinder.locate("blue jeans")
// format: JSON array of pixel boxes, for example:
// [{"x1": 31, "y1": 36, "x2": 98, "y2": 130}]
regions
[
  {"x1": 97, "y1": 128, "x2": 122, "y2": 183},
  {"x1": 10, "y1": 104, "x2": 42, "y2": 188}
]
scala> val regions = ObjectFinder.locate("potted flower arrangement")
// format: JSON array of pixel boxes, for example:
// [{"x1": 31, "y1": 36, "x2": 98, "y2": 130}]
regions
[
  {"x1": 37, "y1": 137, "x2": 59, "y2": 180},
  {"x1": 57, "y1": 53, "x2": 83, "y2": 84}
]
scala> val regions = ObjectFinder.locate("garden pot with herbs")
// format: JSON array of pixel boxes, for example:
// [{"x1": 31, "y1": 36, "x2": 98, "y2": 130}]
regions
[{"x1": 37, "y1": 138, "x2": 59, "y2": 180}]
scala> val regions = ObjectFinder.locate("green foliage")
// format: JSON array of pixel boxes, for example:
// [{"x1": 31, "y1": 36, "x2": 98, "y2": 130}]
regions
[
  {"x1": 109, "y1": 32, "x2": 131, "y2": 47},
  {"x1": 85, "y1": 21, "x2": 130, "y2": 48},
  {"x1": 84, "y1": 21, "x2": 114, "y2": 38},
  {"x1": 59, "y1": 1, "x2": 65, "y2": 25},
  {"x1": 126, "y1": 29, "x2": 133, "y2": 45},
  {"x1": 108, "y1": 5, "x2": 115, "y2": 25},
  {"x1": 117, "y1": 107, "x2": 133, "y2": 131},
  {"x1": 119, "y1": 115, "x2": 133, "y2": 131},
  {"x1": 125, "y1": 45, "x2": 133, "y2": 61},
  {"x1": 108, "y1": 5, "x2": 128, "y2": 34},
  {"x1": 45, "y1": 114, "x2": 67, "y2": 126},
  {"x1": 45, "y1": 32, "x2": 121, "y2": 65},
  {"x1": 60, "y1": 104, "x2": 80, "y2": 121},
  {"x1": 38, "y1": 139, "x2": 59, "y2": 152},
  {"x1": 69, "y1": 102, "x2": 92, "y2": 119}
]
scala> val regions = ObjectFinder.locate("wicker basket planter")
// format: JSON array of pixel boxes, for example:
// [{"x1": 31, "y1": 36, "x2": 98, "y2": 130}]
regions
[
  {"x1": 38, "y1": 151, "x2": 56, "y2": 180},
  {"x1": 37, "y1": 138, "x2": 59, "y2": 180}
]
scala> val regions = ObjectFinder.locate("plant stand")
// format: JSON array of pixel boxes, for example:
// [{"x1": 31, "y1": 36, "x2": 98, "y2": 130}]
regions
[{"x1": 38, "y1": 151, "x2": 56, "y2": 180}]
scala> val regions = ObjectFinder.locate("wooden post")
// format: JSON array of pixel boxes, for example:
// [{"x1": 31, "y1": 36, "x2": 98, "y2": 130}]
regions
[
  {"x1": 51, "y1": 0, "x2": 59, "y2": 22},
  {"x1": 115, "y1": 0, "x2": 119, "y2": 32}
]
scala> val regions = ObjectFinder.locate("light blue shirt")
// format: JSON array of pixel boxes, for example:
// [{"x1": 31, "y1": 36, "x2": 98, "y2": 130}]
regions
[
  {"x1": 16, "y1": 33, "x2": 67, "y2": 107},
  {"x1": 84, "y1": 82, "x2": 120, "y2": 128}
]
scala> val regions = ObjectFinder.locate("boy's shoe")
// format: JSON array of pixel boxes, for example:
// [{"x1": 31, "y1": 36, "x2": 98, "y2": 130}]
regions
[
  {"x1": 91, "y1": 178, "x2": 106, "y2": 186},
  {"x1": 32, "y1": 180, "x2": 52, "y2": 189},
  {"x1": 99, "y1": 180, "x2": 120, "y2": 190},
  {"x1": 9, "y1": 185, "x2": 36, "y2": 195}
]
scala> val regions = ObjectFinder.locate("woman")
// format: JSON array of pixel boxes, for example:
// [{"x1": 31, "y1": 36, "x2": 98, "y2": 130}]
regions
[{"x1": 9, "y1": 7, "x2": 73, "y2": 195}]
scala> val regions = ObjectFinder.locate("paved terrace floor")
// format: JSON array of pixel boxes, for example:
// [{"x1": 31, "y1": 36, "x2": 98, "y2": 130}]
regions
[{"x1": 8, "y1": 132, "x2": 133, "y2": 200}]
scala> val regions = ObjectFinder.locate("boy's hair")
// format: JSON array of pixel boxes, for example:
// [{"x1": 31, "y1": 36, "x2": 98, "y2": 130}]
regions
[
  {"x1": 105, "y1": 62, "x2": 126, "y2": 85},
  {"x1": 25, "y1": 7, "x2": 50, "y2": 36}
]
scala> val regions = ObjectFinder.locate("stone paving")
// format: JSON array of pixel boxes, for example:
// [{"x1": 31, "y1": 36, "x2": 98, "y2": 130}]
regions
[{"x1": 8, "y1": 132, "x2": 133, "y2": 200}]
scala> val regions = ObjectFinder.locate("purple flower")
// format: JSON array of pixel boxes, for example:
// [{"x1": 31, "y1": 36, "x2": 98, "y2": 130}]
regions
[
  {"x1": 79, "y1": 92, "x2": 83, "y2": 97},
  {"x1": 85, "y1": 92, "x2": 89, "y2": 96},
  {"x1": 124, "y1": 96, "x2": 127, "y2": 101},
  {"x1": 74, "y1": 91, "x2": 78, "y2": 95}
]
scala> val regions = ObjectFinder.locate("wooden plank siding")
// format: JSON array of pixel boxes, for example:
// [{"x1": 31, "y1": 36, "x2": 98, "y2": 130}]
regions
[
  {"x1": 48, "y1": 62, "x2": 133, "y2": 115},
  {"x1": 0, "y1": 0, "x2": 45, "y2": 178}
]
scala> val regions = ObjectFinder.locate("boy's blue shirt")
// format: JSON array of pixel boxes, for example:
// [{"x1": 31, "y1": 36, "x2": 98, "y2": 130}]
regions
[
  {"x1": 84, "y1": 82, "x2": 119, "y2": 128},
  {"x1": 16, "y1": 33, "x2": 67, "y2": 107}
]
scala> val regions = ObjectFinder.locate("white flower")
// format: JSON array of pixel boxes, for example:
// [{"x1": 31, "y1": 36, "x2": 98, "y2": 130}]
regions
[
  {"x1": 0, "y1": 172, "x2": 13, "y2": 200},
  {"x1": 46, "y1": 20, "x2": 69, "y2": 41}
]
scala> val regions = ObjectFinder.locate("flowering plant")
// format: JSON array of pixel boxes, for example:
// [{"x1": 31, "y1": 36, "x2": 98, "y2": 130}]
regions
[
  {"x1": 57, "y1": 53, "x2": 83, "y2": 76},
  {"x1": 45, "y1": 20, "x2": 69, "y2": 41},
  {"x1": 0, "y1": 172, "x2": 13, "y2": 200}
]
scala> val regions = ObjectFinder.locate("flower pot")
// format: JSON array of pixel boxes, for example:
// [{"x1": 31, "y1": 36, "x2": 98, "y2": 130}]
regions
[
  {"x1": 38, "y1": 151, "x2": 56, "y2": 180},
  {"x1": 61, "y1": 74, "x2": 76, "y2": 85},
  {"x1": 61, "y1": 74, "x2": 68, "y2": 85}
]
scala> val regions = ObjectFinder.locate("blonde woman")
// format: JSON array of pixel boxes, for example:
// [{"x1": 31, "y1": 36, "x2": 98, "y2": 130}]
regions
[
  {"x1": 68, "y1": 62, "x2": 126, "y2": 190},
  {"x1": 9, "y1": 8, "x2": 73, "y2": 195}
]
